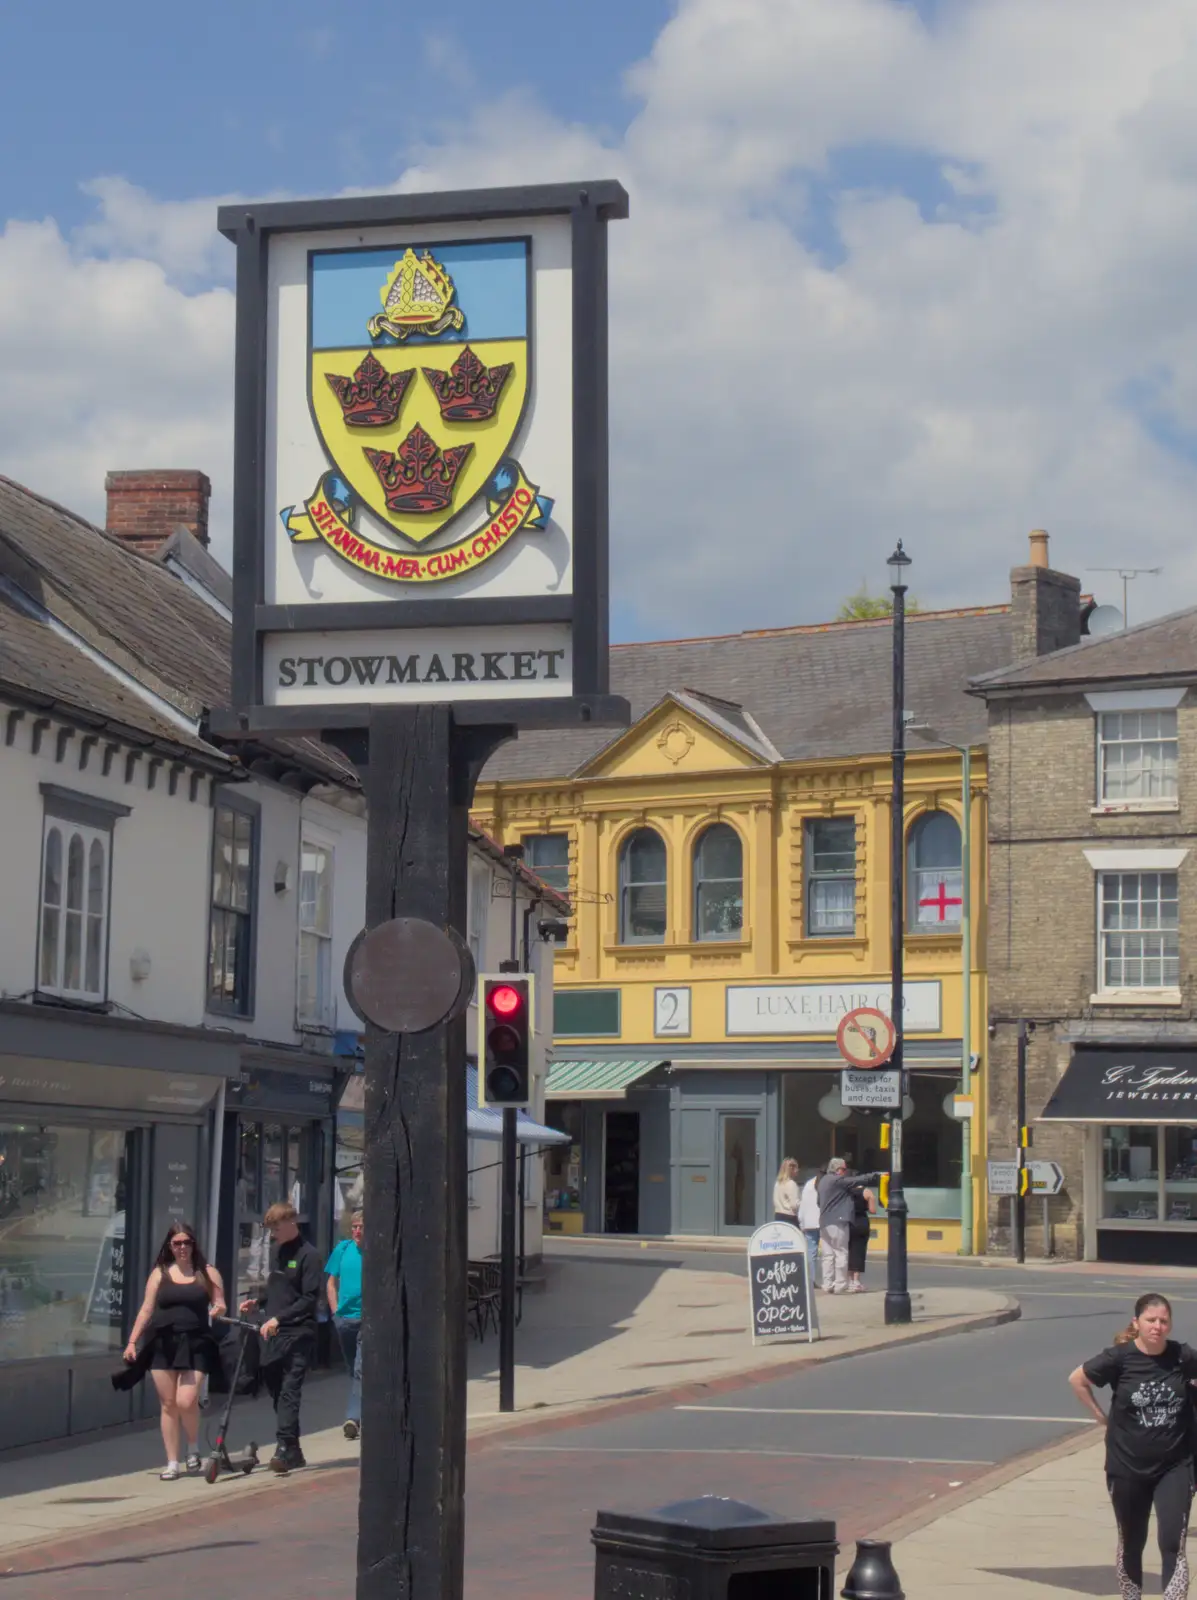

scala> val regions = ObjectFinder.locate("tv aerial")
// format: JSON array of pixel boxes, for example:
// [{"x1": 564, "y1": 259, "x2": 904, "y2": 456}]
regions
[{"x1": 1087, "y1": 567, "x2": 1162, "y2": 629}]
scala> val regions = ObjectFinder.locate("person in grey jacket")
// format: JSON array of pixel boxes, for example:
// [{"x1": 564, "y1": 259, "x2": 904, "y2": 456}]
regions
[{"x1": 817, "y1": 1158, "x2": 882, "y2": 1294}]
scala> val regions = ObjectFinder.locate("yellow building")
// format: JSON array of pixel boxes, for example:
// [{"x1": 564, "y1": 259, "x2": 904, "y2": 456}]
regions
[{"x1": 475, "y1": 603, "x2": 1011, "y2": 1253}]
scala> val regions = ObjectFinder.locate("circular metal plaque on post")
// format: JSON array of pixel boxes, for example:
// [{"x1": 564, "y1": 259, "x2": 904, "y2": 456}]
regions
[{"x1": 344, "y1": 917, "x2": 474, "y2": 1035}]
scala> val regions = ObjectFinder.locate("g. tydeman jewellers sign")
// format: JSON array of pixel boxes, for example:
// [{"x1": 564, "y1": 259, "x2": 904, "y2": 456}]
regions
[{"x1": 1042, "y1": 1047, "x2": 1197, "y2": 1123}]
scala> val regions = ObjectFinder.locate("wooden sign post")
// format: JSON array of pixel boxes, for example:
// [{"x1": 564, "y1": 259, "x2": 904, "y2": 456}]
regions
[{"x1": 214, "y1": 184, "x2": 629, "y2": 1600}]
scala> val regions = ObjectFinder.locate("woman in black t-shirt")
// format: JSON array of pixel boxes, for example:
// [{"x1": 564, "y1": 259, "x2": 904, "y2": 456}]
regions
[{"x1": 1070, "y1": 1292, "x2": 1197, "y2": 1600}]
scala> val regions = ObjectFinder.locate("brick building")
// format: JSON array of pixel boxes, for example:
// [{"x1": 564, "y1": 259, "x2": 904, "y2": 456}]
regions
[{"x1": 975, "y1": 537, "x2": 1197, "y2": 1264}]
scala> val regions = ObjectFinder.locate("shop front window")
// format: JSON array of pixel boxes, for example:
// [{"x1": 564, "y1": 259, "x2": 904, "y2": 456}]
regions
[
  {"x1": 0, "y1": 1124, "x2": 129, "y2": 1361},
  {"x1": 1102, "y1": 1126, "x2": 1161, "y2": 1219},
  {"x1": 780, "y1": 1071, "x2": 961, "y2": 1218},
  {"x1": 1164, "y1": 1127, "x2": 1197, "y2": 1222},
  {"x1": 545, "y1": 1102, "x2": 583, "y2": 1215},
  {"x1": 237, "y1": 1120, "x2": 318, "y2": 1300}
]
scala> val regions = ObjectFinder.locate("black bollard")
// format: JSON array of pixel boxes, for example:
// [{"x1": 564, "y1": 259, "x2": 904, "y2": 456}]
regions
[{"x1": 841, "y1": 1539, "x2": 905, "y2": 1600}]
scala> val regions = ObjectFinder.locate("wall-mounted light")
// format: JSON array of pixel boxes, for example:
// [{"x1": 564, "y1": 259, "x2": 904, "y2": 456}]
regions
[
  {"x1": 274, "y1": 861, "x2": 291, "y2": 895},
  {"x1": 130, "y1": 949, "x2": 152, "y2": 982}
]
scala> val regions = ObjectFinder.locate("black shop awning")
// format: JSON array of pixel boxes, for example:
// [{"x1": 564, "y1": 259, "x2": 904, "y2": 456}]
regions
[{"x1": 1042, "y1": 1046, "x2": 1197, "y2": 1123}]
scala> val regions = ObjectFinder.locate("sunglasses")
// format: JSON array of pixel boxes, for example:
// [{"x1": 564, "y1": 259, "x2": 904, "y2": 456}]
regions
[{"x1": 171, "y1": 1238, "x2": 193, "y2": 1249}]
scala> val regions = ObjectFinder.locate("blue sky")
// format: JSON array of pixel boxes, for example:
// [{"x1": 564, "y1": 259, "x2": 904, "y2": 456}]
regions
[
  {"x1": 0, "y1": 0, "x2": 1193, "y2": 639},
  {"x1": 0, "y1": 0, "x2": 671, "y2": 230}
]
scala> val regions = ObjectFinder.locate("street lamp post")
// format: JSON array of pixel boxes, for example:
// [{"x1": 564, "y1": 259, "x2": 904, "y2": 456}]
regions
[
  {"x1": 908, "y1": 726, "x2": 973, "y2": 1256},
  {"x1": 886, "y1": 541, "x2": 912, "y2": 1327}
]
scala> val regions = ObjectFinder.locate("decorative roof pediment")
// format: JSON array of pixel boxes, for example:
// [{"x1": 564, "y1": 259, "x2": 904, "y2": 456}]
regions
[{"x1": 575, "y1": 690, "x2": 781, "y2": 780}]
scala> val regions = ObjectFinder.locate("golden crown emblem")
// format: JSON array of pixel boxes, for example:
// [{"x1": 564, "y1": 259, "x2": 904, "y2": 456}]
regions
[{"x1": 367, "y1": 249, "x2": 466, "y2": 342}]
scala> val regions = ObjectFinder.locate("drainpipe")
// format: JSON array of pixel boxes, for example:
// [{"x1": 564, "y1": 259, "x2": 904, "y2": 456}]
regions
[{"x1": 959, "y1": 747, "x2": 973, "y2": 1255}]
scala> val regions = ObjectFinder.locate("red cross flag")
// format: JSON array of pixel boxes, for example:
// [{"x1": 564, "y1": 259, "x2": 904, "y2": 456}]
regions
[{"x1": 917, "y1": 873, "x2": 962, "y2": 926}]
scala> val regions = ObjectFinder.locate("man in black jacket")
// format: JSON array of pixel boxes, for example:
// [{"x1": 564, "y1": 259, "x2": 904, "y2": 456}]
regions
[
  {"x1": 816, "y1": 1158, "x2": 882, "y2": 1295},
  {"x1": 240, "y1": 1201, "x2": 323, "y2": 1472}
]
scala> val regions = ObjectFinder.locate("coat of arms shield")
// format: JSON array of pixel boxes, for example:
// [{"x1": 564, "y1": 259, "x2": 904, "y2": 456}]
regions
[{"x1": 285, "y1": 237, "x2": 549, "y2": 583}]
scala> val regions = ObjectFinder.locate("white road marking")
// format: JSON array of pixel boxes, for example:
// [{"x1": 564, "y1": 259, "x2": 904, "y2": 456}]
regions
[
  {"x1": 970, "y1": 1288, "x2": 1197, "y2": 1301},
  {"x1": 501, "y1": 1445, "x2": 995, "y2": 1464},
  {"x1": 673, "y1": 1406, "x2": 1091, "y2": 1424}
]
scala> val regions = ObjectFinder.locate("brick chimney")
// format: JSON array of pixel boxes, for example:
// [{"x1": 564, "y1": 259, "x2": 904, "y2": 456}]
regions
[
  {"x1": 105, "y1": 469, "x2": 211, "y2": 555},
  {"x1": 1010, "y1": 528, "x2": 1081, "y2": 661}
]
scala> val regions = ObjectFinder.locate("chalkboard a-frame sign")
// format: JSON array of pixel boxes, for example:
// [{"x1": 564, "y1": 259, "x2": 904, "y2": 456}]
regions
[
  {"x1": 211, "y1": 181, "x2": 630, "y2": 741},
  {"x1": 748, "y1": 1221, "x2": 819, "y2": 1344}
]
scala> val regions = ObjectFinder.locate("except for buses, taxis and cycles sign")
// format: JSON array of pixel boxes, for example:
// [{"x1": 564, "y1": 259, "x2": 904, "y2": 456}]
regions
[
  {"x1": 835, "y1": 1007, "x2": 897, "y2": 1069},
  {"x1": 214, "y1": 182, "x2": 630, "y2": 735}
]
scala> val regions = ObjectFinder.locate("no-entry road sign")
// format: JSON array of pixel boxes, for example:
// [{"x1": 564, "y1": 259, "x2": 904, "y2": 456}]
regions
[{"x1": 836, "y1": 1007, "x2": 897, "y2": 1068}]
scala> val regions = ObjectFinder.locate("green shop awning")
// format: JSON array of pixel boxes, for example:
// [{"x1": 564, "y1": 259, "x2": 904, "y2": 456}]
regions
[{"x1": 545, "y1": 1058, "x2": 666, "y2": 1100}]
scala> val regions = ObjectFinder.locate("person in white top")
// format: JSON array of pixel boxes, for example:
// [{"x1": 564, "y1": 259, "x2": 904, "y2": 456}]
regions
[
  {"x1": 772, "y1": 1158, "x2": 800, "y2": 1226},
  {"x1": 797, "y1": 1168, "x2": 822, "y2": 1288}
]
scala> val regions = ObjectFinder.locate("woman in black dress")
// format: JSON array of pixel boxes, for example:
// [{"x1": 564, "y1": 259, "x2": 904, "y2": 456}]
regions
[
  {"x1": 1069, "y1": 1292, "x2": 1197, "y2": 1599},
  {"x1": 846, "y1": 1174, "x2": 877, "y2": 1293},
  {"x1": 124, "y1": 1222, "x2": 226, "y2": 1479}
]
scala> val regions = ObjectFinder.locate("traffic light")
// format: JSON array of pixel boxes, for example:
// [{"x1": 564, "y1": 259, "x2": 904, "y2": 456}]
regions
[{"x1": 479, "y1": 976, "x2": 533, "y2": 1107}]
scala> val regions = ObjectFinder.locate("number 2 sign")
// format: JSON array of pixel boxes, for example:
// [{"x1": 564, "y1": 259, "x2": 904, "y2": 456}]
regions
[{"x1": 654, "y1": 987, "x2": 692, "y2": 1037}]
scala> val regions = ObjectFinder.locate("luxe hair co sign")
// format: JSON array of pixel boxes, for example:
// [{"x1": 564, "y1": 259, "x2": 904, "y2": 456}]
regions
[{"x1": 214, "y1": 183, "x2": 629, "y2": 735}]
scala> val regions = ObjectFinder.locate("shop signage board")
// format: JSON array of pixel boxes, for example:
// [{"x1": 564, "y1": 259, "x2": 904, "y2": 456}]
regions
[
  {"x1": 1042, "y1": 1047, "x2": 1197, "y2": 1123},
  {"x1": 1028, "y1": 1160, "x2": 1065, "y2": 1196},
  {"x1": 726, "y1": 981, "x2": 941, "y2": 1037},
  {"x1": 987, "y1": 1160, "x2": 1019, "y2": 1196},
  {"x1": 747, "y1": 1221, "x2": 818, "y2": 1344},
  {"x1": 214, "y1": 183, "x2": 630, "y2": 738},
  {"x1": 841, "y1": 1069, "x2": 901, "y2": 1110}
]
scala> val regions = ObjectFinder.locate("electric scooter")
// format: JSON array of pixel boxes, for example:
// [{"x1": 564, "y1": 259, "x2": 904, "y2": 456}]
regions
[{"x1": 203, "y1": 1314, "x2": 261, "y2": 1483}]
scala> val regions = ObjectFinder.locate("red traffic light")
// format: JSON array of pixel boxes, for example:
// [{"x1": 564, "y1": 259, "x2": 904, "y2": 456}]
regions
[{"x1": 488, "y1": 983, "x2": 523, "y2": 1017}]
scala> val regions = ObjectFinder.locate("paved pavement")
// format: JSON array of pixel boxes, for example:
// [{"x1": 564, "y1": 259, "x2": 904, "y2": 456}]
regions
[{"x1": 1, "y1": 1248, "x2": 1190, "y2": 1599}]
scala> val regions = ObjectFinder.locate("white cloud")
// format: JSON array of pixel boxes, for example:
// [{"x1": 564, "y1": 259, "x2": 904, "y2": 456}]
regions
[
  {"x1": 6, "y1": 0, "x2": 1197, "y2": 636},
  {"x1": 0, "y1": 213, "x2": 233, "y2": 537}
]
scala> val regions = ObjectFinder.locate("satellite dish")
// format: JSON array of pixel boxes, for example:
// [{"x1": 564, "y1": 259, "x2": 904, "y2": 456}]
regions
[{"x1": 1087, "y1": 604, "x2": 1125, "y2": 638}]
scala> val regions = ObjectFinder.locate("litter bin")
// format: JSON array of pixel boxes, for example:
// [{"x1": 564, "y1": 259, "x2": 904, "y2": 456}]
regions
[{"x1": 593, "y1": 1495, "x2": 837, "y2": 1600}]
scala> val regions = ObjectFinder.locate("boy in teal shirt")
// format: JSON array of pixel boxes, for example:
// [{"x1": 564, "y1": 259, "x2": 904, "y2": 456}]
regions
[{"x1": 325, "y1": 1211, "x2": 363, "y2": 1439}]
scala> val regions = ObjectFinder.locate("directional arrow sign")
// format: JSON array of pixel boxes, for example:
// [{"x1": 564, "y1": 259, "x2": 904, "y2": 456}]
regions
[{"x1": 1027, "y1": 1160, "x2": 1065, "y2": 1196}]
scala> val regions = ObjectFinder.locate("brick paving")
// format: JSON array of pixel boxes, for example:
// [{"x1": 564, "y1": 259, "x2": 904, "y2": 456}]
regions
[{"x1": 0, "y1": 1439, "x2": 986, "y2": 1599}]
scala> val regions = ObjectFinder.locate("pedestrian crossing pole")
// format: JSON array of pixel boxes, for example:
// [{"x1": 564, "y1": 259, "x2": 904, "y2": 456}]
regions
[{"x1": 1014, "y1": 1020, "x2": 1029, "y2": 1265}]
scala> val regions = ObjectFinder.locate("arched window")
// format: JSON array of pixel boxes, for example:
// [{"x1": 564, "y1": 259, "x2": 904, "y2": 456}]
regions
[
  {"x1": 693, "y1": 823, "x2": 743, "y2": 942},
  {"x1": 908, "y1": 812, "x2": 963, "y2": 930},
  {"x1": 619, "y1": 828, "x2": 667, "y2": 944},
  {"x1": 38, "y1": 821, "x2": 110, "y2": 999}
]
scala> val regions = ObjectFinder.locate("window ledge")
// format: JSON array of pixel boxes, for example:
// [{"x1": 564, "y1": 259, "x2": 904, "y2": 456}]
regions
[
  {"x1": 906, "y1": 931, "x2": 963, "y2": 948},
  {"x1": 604, "y1": 935, "x2": 751, "y2": 956},
  {"x1": 1090, "y1": 989, "x2": 1183, "y2": 1007},
  {"x1": 788, "y1": 934, "x2": 866, "y2": 951},
  {"x1": 1092, "y1": 800, "x2": 1180, "y2": 815}
]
